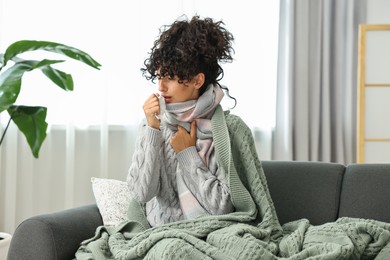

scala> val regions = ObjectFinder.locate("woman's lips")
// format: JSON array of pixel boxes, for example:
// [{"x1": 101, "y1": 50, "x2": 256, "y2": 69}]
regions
[{"x1": 162, "y1": 96, "x2": 171, "y2": 103}]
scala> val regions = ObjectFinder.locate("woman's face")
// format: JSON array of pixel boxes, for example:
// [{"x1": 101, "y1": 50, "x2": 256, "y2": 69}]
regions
[{"x1": 157, "y1": 75, "x2": 200, "y2": 104}]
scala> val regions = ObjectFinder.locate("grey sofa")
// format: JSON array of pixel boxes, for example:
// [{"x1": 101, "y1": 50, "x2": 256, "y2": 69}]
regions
[{"x1": 7, "y1": 161, "x2": 390, "y2": 260}]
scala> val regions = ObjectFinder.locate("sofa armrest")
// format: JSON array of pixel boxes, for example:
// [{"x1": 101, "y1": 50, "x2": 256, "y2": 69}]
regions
[{"x1": 7, "y1": 204, "x2": 102, "y2": 260}]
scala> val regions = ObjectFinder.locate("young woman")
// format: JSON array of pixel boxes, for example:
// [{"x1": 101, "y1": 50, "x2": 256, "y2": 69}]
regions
[
  {"x1": 78, "y1": 16, "x2": 285, "y2": 259},
  {"x1": 127, "y1": 15, "x2": 242, "y2": 227}
]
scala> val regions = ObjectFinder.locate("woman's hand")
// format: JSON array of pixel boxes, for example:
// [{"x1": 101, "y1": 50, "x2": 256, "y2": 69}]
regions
[
  {"x1": 170, "y1": 121, "x2": 197, "y2": 153},
  {"x1": 143, "y1": 93, "x2": 160, "y2": 129}
]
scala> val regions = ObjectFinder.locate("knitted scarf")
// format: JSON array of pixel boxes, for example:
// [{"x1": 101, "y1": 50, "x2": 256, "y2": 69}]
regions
[
  {"x1": 160, "y1": 84, "x2": 224, "y2": 219},
  {"x1": 160, "y1": 84, "x2": 224, "y2": 166}
]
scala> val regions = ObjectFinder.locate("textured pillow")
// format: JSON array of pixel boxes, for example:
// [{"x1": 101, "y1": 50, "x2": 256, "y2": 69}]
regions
[{"x1": 91, "y1": 177, "x2": 130, "y2": 226}]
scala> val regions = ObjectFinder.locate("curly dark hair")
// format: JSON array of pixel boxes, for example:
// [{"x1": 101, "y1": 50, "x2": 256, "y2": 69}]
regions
[{"x1": 141, "y1": 15, "x2": 235, "y2": 97}]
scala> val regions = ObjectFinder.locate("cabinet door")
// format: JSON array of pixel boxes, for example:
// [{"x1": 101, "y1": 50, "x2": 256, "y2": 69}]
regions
[{"x1": 357, "y1": 24, "x2": 390, "y2": 163}]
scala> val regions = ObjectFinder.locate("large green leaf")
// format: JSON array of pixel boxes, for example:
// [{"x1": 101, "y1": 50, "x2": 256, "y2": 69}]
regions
[
  {"x1": 0, "y1": 63, "x2": 28, "y2": 112},
  {"x1": 8, "y1": 105, "x2": 48, "y2": 158},
  {"x1": 18, "y1": 59, "x2": 73, "y2": 91},
  {"x1": 2, "y1": 40, "x2": 101, "y2": 70},
  {"x1": 41, "y1": 66, "x2": 73, "y2": 91},
  {"x1": 0, "y1": 59, "x2": 67, "y2": 112}
]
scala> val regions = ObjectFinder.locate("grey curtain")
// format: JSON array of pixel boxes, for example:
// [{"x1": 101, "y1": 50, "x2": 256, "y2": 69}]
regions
[{"x1": 273, "y1": 0, "x2": 367, "y2": 164}]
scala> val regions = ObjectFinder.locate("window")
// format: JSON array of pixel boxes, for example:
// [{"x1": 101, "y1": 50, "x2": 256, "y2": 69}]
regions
[{"x1": 0, "y1": 0, "x2": 279, "y2": 129}]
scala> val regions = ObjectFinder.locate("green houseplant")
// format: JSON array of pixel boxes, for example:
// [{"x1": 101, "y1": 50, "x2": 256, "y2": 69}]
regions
[{"x1": 0, "y1": 40, "x2": 101, "y2": 158}]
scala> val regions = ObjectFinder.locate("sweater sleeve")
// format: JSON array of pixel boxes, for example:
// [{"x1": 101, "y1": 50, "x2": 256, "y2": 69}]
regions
[
  {"x1": 127, "y1": 120, "x2": 163, "y2": 203},
  {"x1": 176, "y1": 147, "x2": 234, "y2": 215}
]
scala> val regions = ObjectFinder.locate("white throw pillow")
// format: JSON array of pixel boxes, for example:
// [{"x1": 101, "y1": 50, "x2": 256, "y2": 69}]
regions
[{"x1": 91, "y1": 177, "x2": 130, "y2": 226}]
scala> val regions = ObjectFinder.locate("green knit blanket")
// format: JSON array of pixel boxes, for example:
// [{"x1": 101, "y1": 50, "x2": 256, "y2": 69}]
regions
[{"x1": 76, "y1": 107, "x2": 390, "y2": 259}]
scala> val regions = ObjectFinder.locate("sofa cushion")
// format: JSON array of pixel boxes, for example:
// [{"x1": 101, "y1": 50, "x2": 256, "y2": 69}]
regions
[
  {"x1": 262, "y1": 160, "x2": 345, "y2": 225},
  {"x1": 91, "y1": 177, "x2": 131, "y2": 226},
  {"x1": 338, "y1": 163, "x2": 390, "y2": 223}
]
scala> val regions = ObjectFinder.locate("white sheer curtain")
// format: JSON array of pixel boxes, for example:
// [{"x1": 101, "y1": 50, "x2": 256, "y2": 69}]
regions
[{"x1": 0, "y1": 0, "x2": 280, "y2": 234}]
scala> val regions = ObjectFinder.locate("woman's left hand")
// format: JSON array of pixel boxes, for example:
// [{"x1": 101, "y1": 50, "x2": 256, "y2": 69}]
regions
[{"x1": 170, "y1": 121, "x2": 197, "y2": 153}]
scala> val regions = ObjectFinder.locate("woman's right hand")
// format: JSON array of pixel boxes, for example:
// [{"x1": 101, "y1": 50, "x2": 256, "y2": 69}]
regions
[{"x1": 143, "y1": 93, "x2": 160, "y2": 129}]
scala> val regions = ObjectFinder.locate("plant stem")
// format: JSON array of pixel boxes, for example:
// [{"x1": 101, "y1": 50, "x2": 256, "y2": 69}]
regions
[{"x1": 0, "y1": 111, "x2": 15, "y2": 146}]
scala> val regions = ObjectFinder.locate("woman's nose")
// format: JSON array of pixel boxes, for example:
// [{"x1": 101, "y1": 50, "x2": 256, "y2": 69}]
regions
[{"x1": 158, "y1": 79, "x2": 166, "y2": 92}]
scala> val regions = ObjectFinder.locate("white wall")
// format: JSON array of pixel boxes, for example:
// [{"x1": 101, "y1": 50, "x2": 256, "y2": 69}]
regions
[{"x1": 367, "y1": 0, "x2": 390, "y2": 23}]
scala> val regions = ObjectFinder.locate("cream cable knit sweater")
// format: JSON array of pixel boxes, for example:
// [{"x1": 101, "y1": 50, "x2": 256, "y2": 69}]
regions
[{"x1": 127, "y1": 105, "x2": 234, "y2": 226}]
